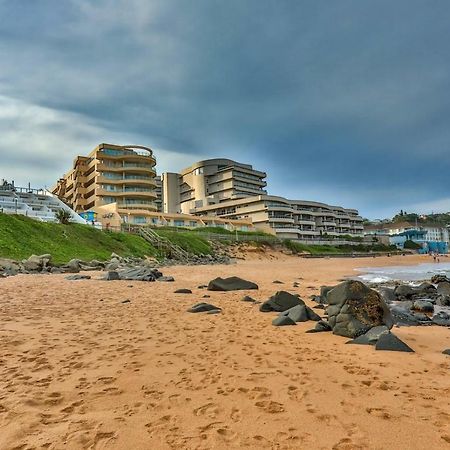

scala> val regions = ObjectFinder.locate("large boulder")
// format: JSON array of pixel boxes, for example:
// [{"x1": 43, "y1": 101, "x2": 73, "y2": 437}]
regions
[
  {"x1": 389, "y1": 305, "x2": 421, "y2": 326},
  {"x1": 207, "y1": 277, "x2": 258, "y2": 291},
  {"x1": 326, "y1": 280, "x2": 393, "y2": 338},
  {"x1": 272, "y1": 315, "x2": 296, "y2": 326},
  {"x1": 0, "y1": 258, "x2": 20, "y2": 276},
  {"x1": 377, "y1": 287, "x2": 396, "y2": 304},
  {"x1": 412, "y1": 300, "x2": 434, "y2": 313},
  {"x1": 260, "y1": 291, "x2": 304, "y2": 312},
  {"x1": 436, "y1": 295, "x2": 450, "y2": 307},
  {"x1": 62, "y1": 259, "x2": 81, "y2": 273}
]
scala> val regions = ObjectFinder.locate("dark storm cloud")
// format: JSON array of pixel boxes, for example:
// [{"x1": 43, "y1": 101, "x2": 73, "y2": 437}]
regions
[{"x1": 0, "y1": 0, "x2": 449, "y2": 217}]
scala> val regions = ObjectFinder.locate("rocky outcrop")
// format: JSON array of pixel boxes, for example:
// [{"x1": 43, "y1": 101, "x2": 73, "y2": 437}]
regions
[
  {"x1": 326, "y1": 280, "x2": 393, "y2": 338},
  {"x1": 187, "y1": 303, "x2": 221, "y2": 313}
]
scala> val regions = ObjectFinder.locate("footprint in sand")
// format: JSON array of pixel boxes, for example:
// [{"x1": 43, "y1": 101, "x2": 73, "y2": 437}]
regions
[{"x1": 255, "y1": 400, "x2": 285, "y2": 413}]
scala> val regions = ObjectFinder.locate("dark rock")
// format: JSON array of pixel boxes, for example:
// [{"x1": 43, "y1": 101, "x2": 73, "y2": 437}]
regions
[
  {"x1": 436, "y1": 281, "x2": 450, "y2": 296},
  {"x1": 347, "y1": 325, "x2": 389, "y2": 345},
  {"x1": 411, "y1": 312, "x2": 432, "y2": 322},
  {"x1": 105, "y1": 271, "x2": 120, "y2": 281},
  {"x1": 273, "y1": 280, "x2": 284, "y2": 284},
  {"x1": 416, "y1": 282, "x2": 437, "y2": 294},
  {"x1": 375, "y1": 332, "x2": 414, "y2": 352},
  {"x1": 187, "y1": 303, "x2": 221, "y2": 313},
  {"x1": 241, "y1": 295, "x2": 257, "y2": 303},
  {"x1": 412, "y1": 300, "x2": 434, "y2": 313},
  {"x1": 207, "y1": 276, "x2": 258, "y2": 291},
  {"x1": 174, "y1": 289, "x2": 192, "y2": 294},
  {"x1": 390, "y1": 305, "x2": 421, "y2": 326},
  {"x1": 198, "y1": 285, "x2": 208, "y2": 289},
  {"x1": 206, "y1": 309, "x2": 222, "y2": 315},
  {"x1": 436, "y1": 295, "x2": 450, "y2": 307},
  {"x1": 65, "y1": 274, "x2": 91, "y2": 280},
  {"x1": 157, "y1": 276, "x2": 175, "y2": 282},
  {"x1": 313, "y1": 304, "x2": 326, "y2": 310},
  {"x1": 432, "y1": 311, "x2": 450, "y2": 326},
  {"x1": 272, "y1": 315, "x2": 296, "y2": 326},
  {"x1": 306, "y1": 320, "x2": 332, "y2": 333},
  {"x1": 260, "y1": 291, "x2": 304, "y2": 312},
  {"x1": 442, "y1": 349, "x2": 450, "y2": 355},
  {"x1": 320, "y1": 285, "x2": 334, "y2": 304},
  {"x1": 202, "y1": 295, "x2": 211, "y2": 298},
  {"x1": 293, "y1": 282, "x2": 300, "y2": 288},
  {"x1": 121, "y1": 299, "x2": 131, "y2": 304},
  {"x1": 280, "y1": 304, "x2": 309, "y2": 322},
  {"x1": 431, "y1": 275, "x2": 450, "y2": 284},
  {"x1": 377, "y1": 287, "x2": 397, "y2": 304},
  {"x1": 326, "y1": 280, "x2": 393, "y2": 338},
  {"x1": 394, "y1": 285, "x2": 416, "y2": 299}
]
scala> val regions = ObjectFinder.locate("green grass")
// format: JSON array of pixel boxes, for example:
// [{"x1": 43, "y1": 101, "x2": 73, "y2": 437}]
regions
[
  {"x1": 0, "y1": 214, "x2": 158, "y2": 264},
  {"x1": 155, "y1": 230, "x2": 212, "y2": 255},
  {"x1": 283, "y1": 239, "x2": 396, "y2": 255}
]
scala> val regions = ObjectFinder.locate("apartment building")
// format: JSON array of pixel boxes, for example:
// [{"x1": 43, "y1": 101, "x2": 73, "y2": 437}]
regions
[
  {"x1": 162, "y1": 159, "x2": 267, "y2": 214},
  {"x1": 191, "y1": 194, "x2": 364, "y2": 239},
  {"x1": 52, "y1": 143, "x2": 158, "y2": 221}
]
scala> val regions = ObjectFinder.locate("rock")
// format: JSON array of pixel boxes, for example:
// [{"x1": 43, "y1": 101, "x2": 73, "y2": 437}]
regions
[
  {"x1": 431, "y1": 275, "x2": 450, "y2": 284},
  {"x1": 241, "y1": 295, "x2": 257, "y2": 303},
  {"x1": 432, "y1": 311, "x2": 450, "y2": 326},
  {"x1": 105, "y1": 271, "x2": 120, "y2": 281},
  {"x1": 157, "y1": 276, "x2": 175, "y2": 282},
  {"x1": 174, "y1": 289, "x2": 192, "y2": 294},
  {"x1": 347, "y1": 325, "x2": 390, "y2": 345},
  {"x1": 377, "y1": 287, "x2": 396, "y2": 304},
  {"x1": 412, "y1": 300, "x2": 434, "y2": 313},
  {"x1": 272, "y1": 315, "x2": 296, "y2": 326},
  {"x1": 206, "y1": 309, "x2": 222, "y2": 315},
  {"x1": 411, "y1": 312, "x2": 432, "y2": 323},
  {"x1": 326, "y1": 280, "x2": 393, "y2": 338},
  {"x1": 65, "y1": 274, "x2": 91, "y2": 280},
  {"x1": 273, "y1": 280, "x2": 284, "y2": 284},
  {"x1": 293, "y1": 282, "x2": 300, "y2": 288},
  {"x1": 198, "y1": 285, "x2": 208, "y2": 289},
  {"x1": 375, "y1": 332, "x2": 414, "y2": 352},
  {"x1": 62, "y1": 259, "x2": 81, "y2": 273},
  {"x1": 279, "y1": 304, "x2": 309, "y2": 322},
  {"x1": 202, "y1": 295, "x2": 211, "y2": 298},
  {"x1": 121, "y1": 299, "x2": 131, "y2": 304},
  {"x1": 416, "y1": 282, "x2": 437, "y2": 294},
  {"x1": 389, "y1": 305, "x2": 420, "y2": 326},
  {"x1": 305, "y1": 320, "x2": 332, "y2": 333},
  {"x1": 436, "y1": 295, "x2": 450, "y2": 307},
  {"x1": 207, "y1": 277, "x2": 258, "y2": 291},
  {"x1": 260, "y1": 291, "x2": 304, "y2": 312},
  {"x1": 23, "y1": 254, "x2": 52, "y2": 272},
  {"x1": 0, "y1": 258, "x2": 20, "y2": 276},
  {"x1": 394, "y1": 285, "x2": 416, "y2": 299},
  {"x1": 187, "y1": 303, "x2": 221, "y2": 313},
  {"x1": 436, "y1": 281, "x2": 450, "y2": 296},
  {"x1": 442, "y1": 349, "x2": 450, "y2": 356},
  {"x1": 320, "y1": 285, "x2": 334, "y2": 304},
  {"x1": 313, "y1": 304, "x2": 325, "y2": 309},
  {"x1": 105, "y1": 261, "x2": 120, "y2": 271}
]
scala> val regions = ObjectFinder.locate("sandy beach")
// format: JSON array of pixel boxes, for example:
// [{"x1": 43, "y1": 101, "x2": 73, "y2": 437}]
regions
[{"x1": 1, "y1": 253, "x2": 449, "y2": 450}]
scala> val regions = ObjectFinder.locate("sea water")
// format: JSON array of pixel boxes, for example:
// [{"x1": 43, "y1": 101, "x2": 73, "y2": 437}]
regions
[{"x1": 356, "y1": 261, "x2": 450, "y2": 283}]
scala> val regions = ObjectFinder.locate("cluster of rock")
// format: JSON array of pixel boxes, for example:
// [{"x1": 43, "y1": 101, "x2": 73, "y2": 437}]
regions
[{"x1": 0, "y1": 250, "x2": 232, "y2": 280}]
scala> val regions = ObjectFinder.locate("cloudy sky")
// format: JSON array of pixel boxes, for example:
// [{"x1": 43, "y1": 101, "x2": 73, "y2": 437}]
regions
[{"x1": 1, "y1": 0, "x2": 449, "y2": 219}]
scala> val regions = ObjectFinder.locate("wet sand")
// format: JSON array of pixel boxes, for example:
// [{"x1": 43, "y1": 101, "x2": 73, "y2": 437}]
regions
[{"x1": 0, "y1": 254, "x2": 449, "y2": 449}]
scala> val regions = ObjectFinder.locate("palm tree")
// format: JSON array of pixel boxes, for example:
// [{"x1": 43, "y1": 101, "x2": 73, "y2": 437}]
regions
[{"x1": 55, "y1": 209, "x2": 72, "y2": 225}]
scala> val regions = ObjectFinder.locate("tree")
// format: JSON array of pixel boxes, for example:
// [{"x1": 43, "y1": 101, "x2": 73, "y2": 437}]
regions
[{"x1": 55, "y1": 209, "x2": 72, "y2": 225}]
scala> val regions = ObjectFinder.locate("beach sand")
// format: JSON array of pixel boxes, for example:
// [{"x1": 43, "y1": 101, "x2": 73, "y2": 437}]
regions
[{"x1": 0, "y1": 254, "x2": 449, "y2": 449}]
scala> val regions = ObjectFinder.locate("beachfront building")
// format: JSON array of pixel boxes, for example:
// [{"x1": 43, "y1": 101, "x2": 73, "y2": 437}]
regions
[
  {"x1": 0, "y1": 181, "x2": 85, "y2": 224},
  {"x1": 186, "y1": 194, "x2": 364, "y2": 240},
  {"x1": 52, "y1": 143, "x2": 158, "y2": 223},
  {"x1": 159, "y1": 159, "x2": 363, "y2": 240},
  {"x1": 154, "y1": 176, "x2": 163, "y2": 212},
  {"x1": 162, "y1": 159, "x2": 267, "y2": 214}
]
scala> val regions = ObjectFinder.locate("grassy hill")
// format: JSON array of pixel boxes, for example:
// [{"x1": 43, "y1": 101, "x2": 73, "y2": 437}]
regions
[{"x1": 0, "y1": 214, "x2": 158, "y2": 264}]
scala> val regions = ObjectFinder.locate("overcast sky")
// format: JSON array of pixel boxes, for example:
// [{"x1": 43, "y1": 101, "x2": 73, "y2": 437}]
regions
[{"x1": 1, "y1": 0, "x2": 449, "y2": 219}]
